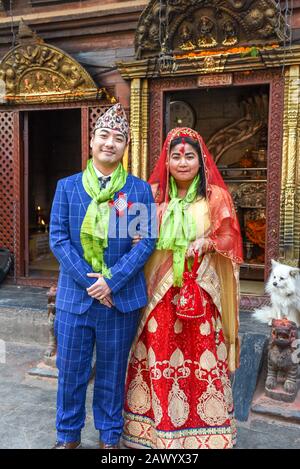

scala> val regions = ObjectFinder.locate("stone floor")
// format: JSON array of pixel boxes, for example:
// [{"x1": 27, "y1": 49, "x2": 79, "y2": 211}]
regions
[
  {"x1": 0, "y1": 284, "x2": 300, "y2": 449},
  {"x1": 0, "y1": 340, "x2": 300, "y2": 449}
]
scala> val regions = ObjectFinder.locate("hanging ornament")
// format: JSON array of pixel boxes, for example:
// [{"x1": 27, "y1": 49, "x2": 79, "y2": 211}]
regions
[
  {"x1": 274, "y1": 0, "x2": 293, "y2": 48},
  {"x1": 157, "y1": 0, "x2": 178, "y2": 75}
]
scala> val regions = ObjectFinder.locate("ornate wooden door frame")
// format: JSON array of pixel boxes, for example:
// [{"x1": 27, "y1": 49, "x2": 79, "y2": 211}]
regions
[{"x1": 148, "y1": 70, "x2": 285, "y2": 285}]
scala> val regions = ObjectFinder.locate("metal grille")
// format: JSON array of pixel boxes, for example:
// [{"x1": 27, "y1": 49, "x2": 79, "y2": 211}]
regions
[{"x1": 0, "y1": 111, "x2": 14, "y2": 253}]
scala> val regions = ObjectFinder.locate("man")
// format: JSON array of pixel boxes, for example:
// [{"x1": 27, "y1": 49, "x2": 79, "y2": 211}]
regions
[{"x1": 50, "y1": 103, "x2": 156, "y2": 449}]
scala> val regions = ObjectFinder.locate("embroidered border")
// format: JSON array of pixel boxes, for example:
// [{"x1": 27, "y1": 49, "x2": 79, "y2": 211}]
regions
[{"x1": 123, "y1": 411, "x2": 233, "y2": 449}]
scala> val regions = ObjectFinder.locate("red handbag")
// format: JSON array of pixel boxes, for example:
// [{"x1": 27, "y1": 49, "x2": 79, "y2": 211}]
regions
[{"x1": 176, "y1": 251, "x2": 206, "y2": 320}]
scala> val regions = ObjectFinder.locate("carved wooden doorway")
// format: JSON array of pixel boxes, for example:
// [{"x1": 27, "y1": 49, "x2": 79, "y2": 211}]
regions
[{"x1": 22, "y1": 108, "x2": 81, "y2": 279}]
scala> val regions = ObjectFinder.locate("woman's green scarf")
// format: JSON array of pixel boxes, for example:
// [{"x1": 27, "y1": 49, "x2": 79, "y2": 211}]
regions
[
  {"x1": 80, "y1": 159, "x2": 127, "y2": 276},
  {"x1": 156, "y1": 175, "x2": 199, "y2": 286}
]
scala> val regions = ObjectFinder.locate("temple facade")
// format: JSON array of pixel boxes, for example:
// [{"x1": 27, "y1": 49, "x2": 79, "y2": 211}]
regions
[{"x1": 1, "y1": 0, "x2": 300, "y2": 309}]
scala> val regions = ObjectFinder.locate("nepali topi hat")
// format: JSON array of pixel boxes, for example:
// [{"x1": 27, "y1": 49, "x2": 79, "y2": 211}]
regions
[{"x1": 94, "y1": 103, "x2": 130, "y2": 142}]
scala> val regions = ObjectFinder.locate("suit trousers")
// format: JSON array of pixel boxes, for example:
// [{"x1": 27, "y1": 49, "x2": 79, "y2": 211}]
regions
[{"x1": 54, "y1": 301, "x2": 140, "y2": 445}]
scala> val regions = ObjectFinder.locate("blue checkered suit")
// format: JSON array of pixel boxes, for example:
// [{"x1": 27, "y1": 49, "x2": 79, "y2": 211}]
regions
[
  {"x1": 50, "y1": 172, "x2": 157, "y2": 314},
  {"x1": 50, "y1": 171, "x2": 157, "y2": 445}
]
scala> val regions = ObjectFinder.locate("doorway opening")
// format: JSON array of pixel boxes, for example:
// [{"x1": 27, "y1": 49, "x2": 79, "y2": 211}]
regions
[
  {"x1": 24, "y1": 108, "x2": 82, "y2": 278},
  {"x1": 166, "y1": 84, "x2": 270, "y2": 296}
]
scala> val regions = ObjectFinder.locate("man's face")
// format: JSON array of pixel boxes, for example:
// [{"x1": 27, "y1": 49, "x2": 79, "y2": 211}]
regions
[{"x1": 90, "y1": 128, "x2": 127, "y2": 170}]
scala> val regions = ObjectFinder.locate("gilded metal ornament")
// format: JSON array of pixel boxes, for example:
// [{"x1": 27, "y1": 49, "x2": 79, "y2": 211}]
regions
[
  {"x1": 0, "y1": 20, "x2": 98, "y2": 104},
  {"x1": 135, "y1": 0, "x2": 286, "y2": 60}
]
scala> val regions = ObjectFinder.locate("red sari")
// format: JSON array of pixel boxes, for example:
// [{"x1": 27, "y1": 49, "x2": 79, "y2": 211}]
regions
[
  {"x1": 123, "y1": 280, "x2": 236, "y2": 449},
  {"x1": 123, "y1": 128, "x2": 242, "y2": 449}
]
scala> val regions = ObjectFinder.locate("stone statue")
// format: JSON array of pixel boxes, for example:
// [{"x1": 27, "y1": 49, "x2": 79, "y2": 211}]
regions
[
  {"x1": 222, "y1": 20, "x2": 238, "y2": 46},
  {"x1": 179, "y1": 23, "x2": 196, "y2": 50},
  {"x1": 44, "y1": 286, "x2": 57, "y2": 362},
  {"x1": 265, "y1": 319, "x2": 299, "y2": 403},
  {"x1": 197, "y1": 16, "x2": 217, "y2": 48}
]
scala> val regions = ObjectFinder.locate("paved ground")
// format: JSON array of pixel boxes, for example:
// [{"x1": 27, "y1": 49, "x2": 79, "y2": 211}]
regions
[
  {"x1": 0, "y1": 340, "x2": 300, "y2": 449},
  {"x1": 0, "y1": 284, "x2": 299, "y2": 449}
]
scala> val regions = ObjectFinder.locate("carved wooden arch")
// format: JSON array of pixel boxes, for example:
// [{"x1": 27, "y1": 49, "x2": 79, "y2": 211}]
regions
[
  {"x1": 135, "y1": 0, "x2": 286, "y2": 59},
  {"x1": 0, "y1": 21, "x2": 99, "y2": 104}
]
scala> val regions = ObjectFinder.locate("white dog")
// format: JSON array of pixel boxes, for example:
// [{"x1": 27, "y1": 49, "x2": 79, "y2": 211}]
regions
[{"x1": 253, "y1": 259, "x2": 300, "y2": 327}]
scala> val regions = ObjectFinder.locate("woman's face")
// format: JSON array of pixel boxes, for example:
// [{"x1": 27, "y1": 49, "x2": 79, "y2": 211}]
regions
[{"x1": 169, "y1": 142, "x2": 201, "y2": 183}]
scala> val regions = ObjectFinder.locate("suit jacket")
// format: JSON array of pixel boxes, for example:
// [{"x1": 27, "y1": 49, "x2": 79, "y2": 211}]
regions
[{"x1": 50, "y1": 171, "x2": 157, "y2": 314}]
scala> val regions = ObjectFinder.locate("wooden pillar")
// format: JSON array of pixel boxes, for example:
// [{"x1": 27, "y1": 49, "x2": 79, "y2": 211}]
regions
[
  {"x1": 141, "y1": 79, "x2": 149, "y2": 181},
  {"x1": 130, "y1": 78, "x2": 142, "y2": 177},
  {"x1": 130, "y1": 78, "x2": 149, "y2": 180},
  {"x1": 280, "y1": 65, "x2": 300, "y2": 266}
]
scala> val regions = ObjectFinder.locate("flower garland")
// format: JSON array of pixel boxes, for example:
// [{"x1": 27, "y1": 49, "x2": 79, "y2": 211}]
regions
[{"x1": 175, "y1": 44, "x2": 279, "y2": 61}]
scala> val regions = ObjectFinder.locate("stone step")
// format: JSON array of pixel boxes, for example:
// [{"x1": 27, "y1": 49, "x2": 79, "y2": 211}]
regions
[
  {"x1": 251, "y1": 390, "x2": 300, "y2": 424},
  {"x1": 0, "y1": 306, "x2": 49, "y2": 346},
  {"x1": 0, "y1": 284, "x2": 49, "y2": 345}
]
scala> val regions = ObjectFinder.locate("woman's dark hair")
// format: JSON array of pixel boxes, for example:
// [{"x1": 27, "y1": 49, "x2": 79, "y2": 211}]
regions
[{"x1": 170, "y1": 136, "x2": 206, "y2": 198}]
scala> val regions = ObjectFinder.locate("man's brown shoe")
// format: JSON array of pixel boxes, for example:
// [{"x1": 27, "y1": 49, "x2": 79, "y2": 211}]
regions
[
  {"x1": 52, "y1": 441, "x2": 81, "y2": 449},
  {"x1": 99, "y1": 441, "x2": 119, "y2": 449}
]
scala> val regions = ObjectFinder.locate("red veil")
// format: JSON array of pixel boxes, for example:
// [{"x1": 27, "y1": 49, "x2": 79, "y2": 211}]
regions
[{"x1": 148, "y1": 127, "x2": 243, "y2": 265}]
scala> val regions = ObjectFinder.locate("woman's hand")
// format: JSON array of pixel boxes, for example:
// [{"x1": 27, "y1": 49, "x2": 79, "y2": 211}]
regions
[
  {"x1": 186, "y1": 238, "x2": 212, "y2": 257},
  {"x1": 132, "y1": 235, "x2": 142, "y2": 246}
]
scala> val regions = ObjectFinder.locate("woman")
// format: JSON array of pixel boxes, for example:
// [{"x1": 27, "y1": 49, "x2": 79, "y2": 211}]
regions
[{"x1": 123, "y1": 128, "x2": 243, "y2": 450}]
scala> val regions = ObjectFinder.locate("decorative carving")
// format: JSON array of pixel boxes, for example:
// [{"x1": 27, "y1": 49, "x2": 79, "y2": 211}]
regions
[
  {"x1": 130, "y1": 78, "x2": 142, "y2": 177},
  {"x1": 200, "y1": 55, "x2": 227, "y2": 74},
  {"x1": 197, "y1": 16, "x2": 217, "y2": 49},
  {"x1": 135, "y1": 0, "x2": 285, "y2": 59},
  {"x1": 280, "y1": 66, "x2": 300, "y2": 266},
  {"x1": 0, "y1": 112, "x2": 14, "y2": 257},
  {"x1": 207, "y1": 94, "x2": 268, "y2": 164},
  {"x1": 232, "y1": 183, "x2": 267, "y2": 209},
  {"x1": 178, "y1": 23, "x2": 196, "y2": 51},
  {"x1": 141, "y1": 79, "x2": 149, "y2": 180},
  {"x1": 0, "y1": 20, "x2": 98, "y2": 104},
  {"x1": 265, "y1": 319, "x2": 299, "y2": 403},
  {"x1": 197, "y1": 73, "x2": 233, "y2": 87},
  {"x1": 222, "y1": 20, "x2": 238, "y2": 46}
]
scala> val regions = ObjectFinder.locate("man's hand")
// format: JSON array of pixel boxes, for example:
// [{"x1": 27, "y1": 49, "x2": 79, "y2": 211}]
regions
[
  {"x1": 100, "y1": 294, "x2": 114, "y2": 308},
  {"x1": 86, "y1": 273, "x2": 112, "y2": 302}
]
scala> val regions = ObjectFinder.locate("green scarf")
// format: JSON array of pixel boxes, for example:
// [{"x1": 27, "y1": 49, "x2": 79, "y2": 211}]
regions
[
  {"x1": 80, "y1": 159, "x2": 128, "y2": 276},
  {"x1": 156, "y1": 175, "x2": 199, "y2": 286}
]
